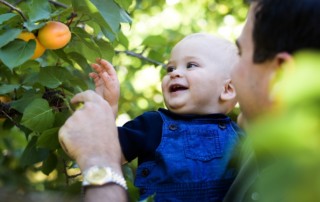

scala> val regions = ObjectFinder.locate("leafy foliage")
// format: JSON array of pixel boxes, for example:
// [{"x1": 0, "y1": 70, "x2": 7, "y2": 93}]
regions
[
  {"x1": 0, "y1": 0, "x2": 247, "y2": 200},
  {"x1": 242, "y1": 51, "x2": 320, "y2": 202}
]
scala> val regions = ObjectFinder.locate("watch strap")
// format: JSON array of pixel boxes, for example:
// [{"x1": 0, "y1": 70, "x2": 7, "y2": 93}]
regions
[{"x1": 82, "y1": 166, "x2": 128, "y2": 190}]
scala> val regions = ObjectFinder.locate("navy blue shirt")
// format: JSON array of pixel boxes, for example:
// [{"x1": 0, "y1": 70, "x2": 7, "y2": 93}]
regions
[
  {"x1": 118, "y1": 108, "x2": 244, "y2": 201},
  {"x1": 118, "y1": 108, "x2": 242, "y2": 165}
]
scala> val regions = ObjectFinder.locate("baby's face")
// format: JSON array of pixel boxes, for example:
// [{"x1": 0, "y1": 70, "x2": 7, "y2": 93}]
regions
[{"x1": 161, "y1": 35, "x2": 235, "y2": 114}]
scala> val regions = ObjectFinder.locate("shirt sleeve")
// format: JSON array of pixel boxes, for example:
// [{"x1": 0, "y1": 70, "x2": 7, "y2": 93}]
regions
[{"x1": 118, "y1": 111, "x2": 163, "y2": 163}]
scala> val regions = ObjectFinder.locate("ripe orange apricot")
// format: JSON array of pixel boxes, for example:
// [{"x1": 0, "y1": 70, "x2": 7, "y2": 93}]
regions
[
  {"x1": 17, "y1": 31, "x2": 46, "y2": 59},
  {"x1": 38, "y1": 21, "x2": 71, "y2": 50}
]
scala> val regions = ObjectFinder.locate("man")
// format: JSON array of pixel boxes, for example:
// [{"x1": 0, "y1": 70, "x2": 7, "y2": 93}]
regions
[
  {"x1": 59, "y1": 0, "x2": 320, "y2": 201},
  {"x1": 224, "y1": 0, "x2": 320, "y2": 201}
]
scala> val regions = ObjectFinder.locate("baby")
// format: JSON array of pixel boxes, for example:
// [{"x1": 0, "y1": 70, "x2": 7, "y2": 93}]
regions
[{"x1": 90, "y1": 33, "x2": 243, "y2": 201}]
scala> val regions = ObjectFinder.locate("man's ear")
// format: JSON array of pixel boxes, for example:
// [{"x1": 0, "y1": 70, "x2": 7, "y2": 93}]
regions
[
  {"x1": 274, "y1": 52, "x2": 293, "y2": 69},
  {"x1": 269, "y1": 52, "x2": 294, "y2": 90},
  {"x1": 269, "y1": 52, "x2": 294, "y2": 104},
  {"x1": 220, "y1": 79, "x2": 236, "y2": 101}
]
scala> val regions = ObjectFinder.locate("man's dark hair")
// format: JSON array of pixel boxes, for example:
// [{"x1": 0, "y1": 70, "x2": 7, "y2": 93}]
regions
[{"x1": 251, "y1": 0, "x2": 320, "y2": 63}]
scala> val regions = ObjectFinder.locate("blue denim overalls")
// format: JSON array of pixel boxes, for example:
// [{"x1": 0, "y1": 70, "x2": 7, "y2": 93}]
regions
[{"x1": 135, "y1": 110, "x2": 241, "y2": 201}]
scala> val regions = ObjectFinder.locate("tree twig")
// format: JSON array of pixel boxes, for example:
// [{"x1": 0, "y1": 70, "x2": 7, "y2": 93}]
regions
[
  {"x1": 115, "y1": 50, "x2": 165, "y2": 67},
  {"x1": 62, "y1": 159, "x2": 70, "y2": 186},
  {"x1": 0, "y1": 106, "x2": 23, "y2": 130},
  {"x1": 0, "y1": 0, "x2": 27, "y2": 21},
  {"x1": 48, "y1": 0, "x2": 68, "y2": 8}
]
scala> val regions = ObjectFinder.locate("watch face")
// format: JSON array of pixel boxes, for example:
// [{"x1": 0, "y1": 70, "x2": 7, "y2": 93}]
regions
[{"x1": 85, "y1": 166, "x2": 112, "y2": 185}]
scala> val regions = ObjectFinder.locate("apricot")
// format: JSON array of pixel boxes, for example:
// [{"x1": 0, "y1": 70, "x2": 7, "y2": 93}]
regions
[
  {"x1": 17, "y1": 31, "x2": 46, "y2": 59},
  {"x1": 38, "y1": 21, "x2": 71, "y2": 50}
]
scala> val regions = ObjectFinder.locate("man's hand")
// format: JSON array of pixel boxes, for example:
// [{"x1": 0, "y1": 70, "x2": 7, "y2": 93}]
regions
[
  {"x1": 58, "y1": 90, "x2": 127, "y2": 201},
  {"x1": 58, "y1": 90, "x2": 121, "y2": 171},
  {"x1": 89, "y1": 59, "x2": 120, "y2": 117}
]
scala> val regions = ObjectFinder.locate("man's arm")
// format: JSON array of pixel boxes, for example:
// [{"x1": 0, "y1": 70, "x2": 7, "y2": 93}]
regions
[{"x1": 58, "y1": 90, "x2": 127, "y2": 202}]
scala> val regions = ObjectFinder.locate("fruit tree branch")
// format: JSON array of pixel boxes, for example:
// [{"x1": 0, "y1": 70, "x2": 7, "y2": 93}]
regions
[
  {"x1": 0, "y1": 0, "x2": 27, "y2": 21},
  {"x1": 115, "y1": 50, "x2": 165, "y2": 67},
  {"x1": 48, "y1": 0, "x2": 68, "y2": 9}
]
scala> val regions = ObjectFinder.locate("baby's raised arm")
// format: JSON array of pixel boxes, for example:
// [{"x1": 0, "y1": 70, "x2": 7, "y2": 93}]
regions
[{"x1": 89, "y1": 59, "x2": 120, "y2": 117}]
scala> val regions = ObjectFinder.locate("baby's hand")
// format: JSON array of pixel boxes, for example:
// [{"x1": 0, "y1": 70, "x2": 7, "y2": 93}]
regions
[{"x1": 89, "y1": 58, "x2": 120, "y2": 117}]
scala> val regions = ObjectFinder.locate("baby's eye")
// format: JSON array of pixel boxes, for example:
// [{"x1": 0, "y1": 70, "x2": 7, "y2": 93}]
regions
[
  {"x1": 186, "y1": 62, "x2": 198, "y2": 68},
  {"x1": 166, "y1": 66, "x2": 175, "y2": 73}
]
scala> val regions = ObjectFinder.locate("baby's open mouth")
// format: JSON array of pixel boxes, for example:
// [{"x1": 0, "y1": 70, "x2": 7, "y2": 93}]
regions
[{"x1": 169, "y1": 84, "x2": 188, "y2": 92}]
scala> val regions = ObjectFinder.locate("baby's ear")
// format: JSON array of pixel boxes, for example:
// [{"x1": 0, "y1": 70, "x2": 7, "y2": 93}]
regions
[{"x1": 220, "y1": 79, "x2": 236, "y2": 101}]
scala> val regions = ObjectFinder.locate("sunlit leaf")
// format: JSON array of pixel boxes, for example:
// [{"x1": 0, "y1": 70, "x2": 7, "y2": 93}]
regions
[
  {"x1": 0, "y1": 13, "x2": 17, "y2": 24},
  {"x1": 71, "y1": 27, "x2": 102, "y2": 61},
  {"x1": 114, "y1": 0, "x2": 133, "y2": 11},
  {"x1": 68, "y1": 52, "x2": 92, "y2": 74},
  {"x1": 72, "y1": 27, "x2": 101, "y2": 57},
  {"x1": 72, "y1": 0, "x2": 97, "y2": 13},
  {"x1": 100, "y1": 23, "x2": 117, "y2": 42},
  {"x1": 117, "y1": 31, "x2": 129, "y2": 49},
  {"x1": 27, "y1": 0, "x2": 51, "y2": 22},
  {"x1": 21, "y1": 98, "x2": 54, "y2": 132},
  {"x1": 0, "y1": 40, "x2": 35, "y2": 70},
  {"x1": 96, "y1": 38, "x2": 115, "y2": 61},
  {"x1": 120, "y1": 9, "x2": 132, "y2": 24},
  {"x1": 23, "y1": 21, "x2": 46, "y2": 32},
  {"x1": 90, "y1": 0, "x2": 121, "y2": 33},
  {"x1": 0, "y1": 29, "x2": 21, "y2": 48}
]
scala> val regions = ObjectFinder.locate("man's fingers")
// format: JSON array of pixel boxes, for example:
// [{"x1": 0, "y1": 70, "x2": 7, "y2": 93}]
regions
[{"x1": 71, "y1": 90, "x2": 102, "y2": 104}]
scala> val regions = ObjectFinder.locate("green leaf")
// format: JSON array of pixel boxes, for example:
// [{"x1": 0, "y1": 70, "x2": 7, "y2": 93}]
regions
[
  {"x1": 0, "y1": 13, "x2": 17, "y2": 24},
  {"x1": 23, "y1": 21, "x2": 46, "y2": 32},
  {"x1": 90, "y1": 0, "x2": 121, "y2": 33},
  {"x1": 96, "y1": 39, "x2": 115, "y2": 61},
  {"x1": 143, "y1": 35, "x2": 167, "y2": 48},
  {"x1": 20, "y1": 136, "x2": 50, "y2": 166},
  {"x1": 21, "y1": 98, "x2": 55, "y2": 132},
  {"x1": 72, "y1": 0, "x2": 97, "y2": 13},
  {"x1": 27, "y1": 0, "x2": 51, "y2": 22},
  {"x1": 120, "y1": 8, "x2": 132, "y2": 24},
  {"x1": 52, "y1": 49, "x2": 73, "y2": 66},
  {"x1": 68, "y1": 52, "x2": 92, "y2": 74},
  {"x1": 0, "y1": 29, "x2": 21, "y2": 48},
  {"x1": 0, "y1": 84, "x2": 20, "y2": 94},
  {"x1": 38, "y1": 66, "x2": 73, "y2": 88},
  {"x1": 11, "y1": 90, "x2": 42, "y2": 113},
  {"x1": 72, "y1": 27, "x2": 102, "y2": 59},
  {"x1": 0, "y1": 40, "x2": 35, "y2": 70},
  {"x1": 72, "y1": 27, "x2": 101, "y2": 52},
  {"x1": 41, "y1": 152, "x2": 58, "y2": 175},
  {"x1": 114, "y1": 0, "x2": 133, "y2": 11},
  {"x1": 100, "y1": 23, "x2": 117, "y2": 42},
  {"x1": 117, "y1": 31, "x2": 129, "y2": 49},
  {"x1": 37, "y1": 128, "x2": 60, "y2": 150}
]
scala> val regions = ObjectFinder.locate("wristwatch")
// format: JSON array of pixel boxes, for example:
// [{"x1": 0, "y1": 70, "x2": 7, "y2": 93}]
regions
[{"x1": 82, "y1": 166, "x2": 128, "y2": 190}]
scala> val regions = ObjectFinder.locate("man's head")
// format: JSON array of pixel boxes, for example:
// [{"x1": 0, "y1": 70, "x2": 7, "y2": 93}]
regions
[
  {"x1": 232, "y1": 0, "x2": 320, "y2": 121},
  {"x1": 161, "y1": 33, "x2": 238, "y2": 115}
]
